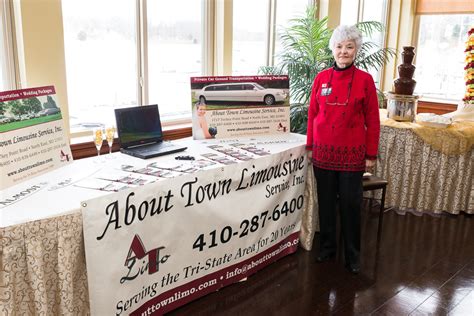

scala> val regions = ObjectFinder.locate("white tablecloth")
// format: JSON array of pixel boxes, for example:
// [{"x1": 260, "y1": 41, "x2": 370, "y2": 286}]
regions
[{"x1": 0, "y1": 134, "x2": 318, "y2": 314}]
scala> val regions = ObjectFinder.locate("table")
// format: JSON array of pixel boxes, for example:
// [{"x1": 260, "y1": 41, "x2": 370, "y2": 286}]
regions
[
  {"x1": 375, "y1": 119, "x2": 474, "y2": 215},
  {"x1": 0, "y1": 134, "x2": 318, "y2": 314}
]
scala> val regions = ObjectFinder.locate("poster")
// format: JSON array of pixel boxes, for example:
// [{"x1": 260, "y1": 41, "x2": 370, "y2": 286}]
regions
[
  {"x1": 82, "y1": 145, "x2": 307, "y2": 315},
  {"x1": 0, "y1": 86, "x2": 72, "y2": 190},
  {"x1": 190, "y1": 75, "x2": 290, "y2": 140}
]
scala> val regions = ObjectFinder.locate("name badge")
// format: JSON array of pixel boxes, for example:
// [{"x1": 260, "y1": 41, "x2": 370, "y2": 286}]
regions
[{"x1": 321, "y1": 87, "x2": 332, "y2": 96}]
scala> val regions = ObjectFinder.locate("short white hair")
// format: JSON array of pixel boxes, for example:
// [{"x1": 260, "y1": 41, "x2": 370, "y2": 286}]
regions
[{"x1": 329, "y1": 25, "x2": 363, "y2": 52}]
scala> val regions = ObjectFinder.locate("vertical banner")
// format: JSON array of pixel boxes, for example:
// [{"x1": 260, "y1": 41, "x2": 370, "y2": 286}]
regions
[
  {"x1": 0, "y1": 86, "x2": 72, "y2": 190},
  {"x1": 82, "y1": 145, "x2": 307, "y2": 315},
  {"x1": 190, "y1": 75, "x2": 290, "y2": 140}
]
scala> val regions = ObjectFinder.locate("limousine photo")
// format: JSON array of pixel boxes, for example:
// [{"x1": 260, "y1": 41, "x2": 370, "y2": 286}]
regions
[{"x1": 196, "y1": 82, "x2": 287, "y2": 105}]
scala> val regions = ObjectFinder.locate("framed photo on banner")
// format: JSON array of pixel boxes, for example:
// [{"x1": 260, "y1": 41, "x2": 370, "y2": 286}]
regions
[{"x1": 190, "y1": 75, "x2": 290, "y2": 140}]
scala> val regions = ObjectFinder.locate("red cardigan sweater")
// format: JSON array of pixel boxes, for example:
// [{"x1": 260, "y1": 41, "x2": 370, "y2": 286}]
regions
[{"x1": 306, "y1": 65, "x2": 380, "y2": 171}]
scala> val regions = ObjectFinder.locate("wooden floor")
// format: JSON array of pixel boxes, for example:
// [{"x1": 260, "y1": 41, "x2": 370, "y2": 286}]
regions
[{"x1": 169, "y1": 206, "x2": 474, "y2": 315}]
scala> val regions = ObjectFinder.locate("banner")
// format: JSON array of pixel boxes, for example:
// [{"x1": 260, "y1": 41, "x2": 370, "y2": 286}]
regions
[
  {"x1": 190, "y1": 75, "x2": 290, "y2": 140},
  {"x1": 82, "y1": 145, "x2": 307, "y2": 315},
  {"x1": 0, "y1": 86, "x2": 72, "y2": 190}
]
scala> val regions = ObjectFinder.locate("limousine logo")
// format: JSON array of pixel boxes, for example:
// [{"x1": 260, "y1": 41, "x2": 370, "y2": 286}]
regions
[
  {"x1": 197, "y1": 82, "x2": 287, "y2": 106},
  {"x1": 120, "y1": 234, "x2": 170, "y2": 284}
]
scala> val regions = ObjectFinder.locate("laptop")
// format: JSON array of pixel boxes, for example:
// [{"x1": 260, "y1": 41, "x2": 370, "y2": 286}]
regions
[{"x1": 114, "y1": 104, "x2": 187, "y2": 159}]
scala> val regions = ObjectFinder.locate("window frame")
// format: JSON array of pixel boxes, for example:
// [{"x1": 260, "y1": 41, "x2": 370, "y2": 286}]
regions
[
  {"x1": 66, "y1": 0, "x2": 314, "y2": 140},
  {"x1": 0, "y1": 0, "x2": 17, "y2": 91},
  {"x1": 410, "y1": 0, "x2": 473, "y2": 106},
  {"x1": 8, "y1": 0, "x2": 316, "y2": 158}
]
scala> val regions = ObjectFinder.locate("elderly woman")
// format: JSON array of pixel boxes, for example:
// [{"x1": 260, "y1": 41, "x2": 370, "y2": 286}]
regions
[{"x1": 306, "y1": 25, "x2": 380, "y2": 274}]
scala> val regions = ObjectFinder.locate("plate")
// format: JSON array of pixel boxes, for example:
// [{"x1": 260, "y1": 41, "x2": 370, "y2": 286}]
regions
[{"x1": 416, "y1": 113, "x2": 452, "y2": 128}]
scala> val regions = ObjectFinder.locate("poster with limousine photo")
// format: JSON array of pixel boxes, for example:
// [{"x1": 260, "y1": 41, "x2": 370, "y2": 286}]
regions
[
  {"x1": 0, "y1": 86, "x2": 72, "y2": 190},
  {"x1": 190, "y1": 75, "x2": 290, "y2": 140}
]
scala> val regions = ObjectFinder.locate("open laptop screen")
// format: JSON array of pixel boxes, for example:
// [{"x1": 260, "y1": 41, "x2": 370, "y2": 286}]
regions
[{"x1": 115, "y1": 104, "x2": 163, "y2": 148}]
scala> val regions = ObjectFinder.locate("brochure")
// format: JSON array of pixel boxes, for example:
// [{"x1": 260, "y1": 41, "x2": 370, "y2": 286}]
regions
[{"x1": 0, "y1": 86, "x2": 72, "y2": 190}]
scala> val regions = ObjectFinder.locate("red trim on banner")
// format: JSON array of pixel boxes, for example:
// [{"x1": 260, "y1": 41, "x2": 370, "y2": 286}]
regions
[
  {"x1": 130, "y1": 232, "x2": 300, "y2": 316},
  {"x1": 0, "y1": 85, "x2": 56, "y2": 102}
]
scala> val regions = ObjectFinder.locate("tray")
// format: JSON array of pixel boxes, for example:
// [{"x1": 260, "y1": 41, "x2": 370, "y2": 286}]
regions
[{"x1": 416, "y1": 120, "x2": 451, "y2": 128}]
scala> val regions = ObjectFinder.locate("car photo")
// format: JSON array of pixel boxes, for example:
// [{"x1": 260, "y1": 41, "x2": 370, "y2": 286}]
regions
[
  {"x1": 20, "y1": 114, "x2": 33, "y2": 120},
  {"x1": 0, "y1": 115, "x2": 12, "y2": 124},
  {"x1": 196, "y1": 82, "x2": 288, "y2": 105},
  {"x1": 38, "y1": 107, "x2": 61, "y2": 116}
]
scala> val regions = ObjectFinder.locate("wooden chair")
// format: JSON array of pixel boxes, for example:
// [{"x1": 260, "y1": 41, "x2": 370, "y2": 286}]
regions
[{"x1": 362, "y1": 175, "x2": 388, "y2": 243}]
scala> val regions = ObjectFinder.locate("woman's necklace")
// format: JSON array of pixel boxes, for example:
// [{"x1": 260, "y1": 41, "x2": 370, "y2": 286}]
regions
[{"x1": 325, "y1": 67, "x2": 356, "y2": 106}]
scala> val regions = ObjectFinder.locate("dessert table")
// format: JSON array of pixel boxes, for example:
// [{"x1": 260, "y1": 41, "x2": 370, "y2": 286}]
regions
[
  {"x1": 0, "y1": 134, "x2": 318, "y2": 314},
  {"x1": 375, "y1": 115, "x2": 474, "y2": 215}
]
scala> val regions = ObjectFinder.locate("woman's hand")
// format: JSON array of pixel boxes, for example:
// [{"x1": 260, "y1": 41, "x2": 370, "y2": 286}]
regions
[
  {"x1": 307, "y1": 150, "x2": 313, "y2": 164},
  {"x1": 365, "y1": 159, "x2": 376, "y2": 169}
]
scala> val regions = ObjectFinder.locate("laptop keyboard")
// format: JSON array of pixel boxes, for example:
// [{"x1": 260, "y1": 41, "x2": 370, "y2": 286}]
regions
[{"x1": 134, "y1": 142, "x2": 172, "y2": 153}]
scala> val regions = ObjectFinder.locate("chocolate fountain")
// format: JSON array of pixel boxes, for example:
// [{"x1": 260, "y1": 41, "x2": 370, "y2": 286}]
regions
[{"x1": 386, "y1": 46, "x2": 419, "y2": 122}]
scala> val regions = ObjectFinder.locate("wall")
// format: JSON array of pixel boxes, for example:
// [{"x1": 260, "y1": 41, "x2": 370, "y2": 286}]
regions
[{"x1": 14, "y1": 0, "x2": 70, "y2": 135}]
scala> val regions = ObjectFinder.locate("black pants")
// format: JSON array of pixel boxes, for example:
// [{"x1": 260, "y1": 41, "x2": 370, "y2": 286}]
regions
[{"x1": 314, "y1": 166, "x2": 363, "y2": 265}]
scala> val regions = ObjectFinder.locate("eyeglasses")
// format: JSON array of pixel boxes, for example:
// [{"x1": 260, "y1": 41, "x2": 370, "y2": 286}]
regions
[
  {"x1": 325, "y1": 67, "x2": 355, "y2": 106},
  {"x1": 325, "y1": 98, "x2": 350, "y2": 107}
]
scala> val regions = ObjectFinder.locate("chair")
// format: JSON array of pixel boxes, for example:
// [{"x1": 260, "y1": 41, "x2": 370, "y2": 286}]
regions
[{"x1": 362, "y1": 175, "x2": 388, "y2": 243}]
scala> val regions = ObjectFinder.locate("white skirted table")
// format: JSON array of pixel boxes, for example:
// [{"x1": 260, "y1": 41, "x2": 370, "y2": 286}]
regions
[
  {"x1": 374, "y1": 118, "x2": 474, "y2": 215},
  {"x1": 0, "y1": 134, "x2": 319, "y2": 314}
]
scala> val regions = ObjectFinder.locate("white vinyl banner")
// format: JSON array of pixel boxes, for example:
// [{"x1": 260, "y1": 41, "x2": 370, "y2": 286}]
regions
[{"x1": 82, "y1": 145, "x2": 307, "y2": 315}]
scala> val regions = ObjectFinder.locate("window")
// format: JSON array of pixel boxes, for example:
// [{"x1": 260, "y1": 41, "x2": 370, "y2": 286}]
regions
[
  {"x1": 340, "y1": 0, "x2": 360, "y2": 25},
  {"x1": 147, "y1": 0, "x2": 203, "y2": 121},
  {"x1": 273, "y1": 0, "x2": 309, "y2": 66},
  {"x1": 340, "y1": 0, "x2": 388, "y2": 85},
  {"x1": 62, "y1": 0, "x2": 311, "y2": 135},
  {"x1": 341, "y1": 0, "x2": 388, "y2": 27},
  {"x1": 415, "y1": 14, "x2": 474, "y2": 101},
  {"x1": 63, "y1": 1, "x2": 205, "y2": 133},
  {"x1": 62, "y1": 0, "x2": 137, "y2": 132},
  {"x1": 232, "y1": 0, "x2": 268, "y2": 75},
  {"x1": 232, "y1": 0, "x2": 309, "y2": 74},
  {"x1": 360, "y1": 0, "x2": 388, "y2": 84}
]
